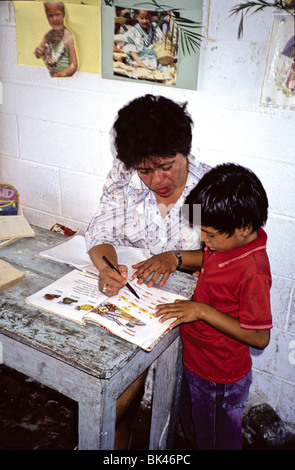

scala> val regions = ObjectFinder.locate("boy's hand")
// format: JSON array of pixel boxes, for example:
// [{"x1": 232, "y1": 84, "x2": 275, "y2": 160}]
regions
[{"x1": 155, "y1": 299, "x2": 201, "y2": 328}]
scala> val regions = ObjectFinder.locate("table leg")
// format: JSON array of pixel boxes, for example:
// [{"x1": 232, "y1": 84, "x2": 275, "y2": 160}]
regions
[
  {"x1": 149, "y1": 336, "x2": 183, "y2": 450},
  {"x1": 78, "y1": 383, "x2": 117, "y2": 450}
]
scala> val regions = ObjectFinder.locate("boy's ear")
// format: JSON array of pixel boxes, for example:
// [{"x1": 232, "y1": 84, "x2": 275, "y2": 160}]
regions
[{"x1": 240, "y1": 225, "x2": 253, "y2": 237}]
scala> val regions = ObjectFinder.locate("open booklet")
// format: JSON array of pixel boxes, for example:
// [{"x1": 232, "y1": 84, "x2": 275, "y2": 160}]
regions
[
  {"x1": 39, "y1": 235, "x2": 151, "y2": 278},
  {"x1": 26, "y1": 268, "x2": 187, "y2": 351}
]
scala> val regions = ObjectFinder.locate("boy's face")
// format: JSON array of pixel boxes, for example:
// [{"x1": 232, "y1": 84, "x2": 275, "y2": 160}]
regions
[{"x1": 201, "y1": 226, "x2": 254, "y2": 252}]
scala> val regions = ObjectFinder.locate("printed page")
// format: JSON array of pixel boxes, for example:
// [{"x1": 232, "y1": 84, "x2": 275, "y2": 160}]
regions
[
  {"x1": 84, "y1": 278, "x2": 187, "y2": 350},
  {"x1": 26, "y1": 269, "x2": 107, "y2": 324},
  {"x1": 26, "y1": 268, "x2": 187, "y2": 349}
]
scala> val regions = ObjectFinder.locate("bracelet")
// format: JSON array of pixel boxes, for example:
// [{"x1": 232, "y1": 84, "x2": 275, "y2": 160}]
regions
[{"x1": 171, "y1": 251, "x2": 182, "y2": 270}]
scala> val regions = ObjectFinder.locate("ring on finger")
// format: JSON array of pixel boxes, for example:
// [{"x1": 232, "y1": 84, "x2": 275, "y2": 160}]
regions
[{"x1": 102, "y1": 283, "x2": 108, "y2": 293}]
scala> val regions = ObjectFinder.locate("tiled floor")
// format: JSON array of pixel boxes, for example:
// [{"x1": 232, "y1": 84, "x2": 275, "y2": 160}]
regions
[{"x1": 0, "y1": 364, "x2": 294, "y2": 451}]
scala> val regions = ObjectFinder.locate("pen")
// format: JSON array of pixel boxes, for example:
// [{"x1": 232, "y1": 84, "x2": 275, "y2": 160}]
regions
[{"x1": 102, "y1": 255, "x2": 140, "y2": 299}]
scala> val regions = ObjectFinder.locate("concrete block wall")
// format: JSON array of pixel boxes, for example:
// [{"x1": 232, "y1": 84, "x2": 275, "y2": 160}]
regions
[{"x1": 0, "y1": 0, "x2": 294, "y2": 423}]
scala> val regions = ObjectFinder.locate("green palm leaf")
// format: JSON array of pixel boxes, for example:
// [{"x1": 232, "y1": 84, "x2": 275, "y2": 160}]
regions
[{"x1": 229, "y1": 1, "x2": 295, "y2": 38}]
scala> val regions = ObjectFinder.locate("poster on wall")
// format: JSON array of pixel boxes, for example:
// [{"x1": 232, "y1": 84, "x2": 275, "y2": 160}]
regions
[
  {"x1": 13, "y1": 0, "x2": 101, "y2": 76},
  {"x1": 260, "y1": 12, "x2": 295, "y2": 109},
  {"x1": 101, "y1": 0, "x2": 204, "y2": 90}
]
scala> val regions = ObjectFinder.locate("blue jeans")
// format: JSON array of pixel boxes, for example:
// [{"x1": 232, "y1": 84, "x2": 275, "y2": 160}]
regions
[{"x1": 184, "y1": 367, "x2": 252, "y2": 450}]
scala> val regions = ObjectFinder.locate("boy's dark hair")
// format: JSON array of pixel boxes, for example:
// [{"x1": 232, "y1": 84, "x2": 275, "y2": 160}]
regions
[
  {"x1": 113, "y1": 94, "x2": 193, "y2": 169},
  {"x1": 185, "y1": 163, "x2": 268, "y2": 236}
]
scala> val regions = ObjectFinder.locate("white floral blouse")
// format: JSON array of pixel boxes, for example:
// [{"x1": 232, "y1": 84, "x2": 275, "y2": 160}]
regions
[{"x1": 85, "y1": 155, "x2": 210, "y2": 255}]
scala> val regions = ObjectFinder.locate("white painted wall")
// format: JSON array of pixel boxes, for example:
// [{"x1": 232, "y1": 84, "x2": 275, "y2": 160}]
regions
[{"x1": 1, "y1": 0, "x2": 294, "y2": 423}]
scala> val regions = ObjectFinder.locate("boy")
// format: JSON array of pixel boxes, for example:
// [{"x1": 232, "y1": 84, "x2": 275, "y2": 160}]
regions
[{"x1": 155, "y1": 163, "x2": 272, "y2": 450}]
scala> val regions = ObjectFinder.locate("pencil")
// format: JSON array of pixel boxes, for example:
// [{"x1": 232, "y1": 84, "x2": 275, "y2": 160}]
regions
[{"x1": 102, "y1": 255, "x2": 140, "y2": 299}]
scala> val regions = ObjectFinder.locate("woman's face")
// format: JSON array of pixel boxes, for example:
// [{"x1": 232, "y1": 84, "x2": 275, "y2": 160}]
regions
[{"x1": 135, "y1": 153, "x2": 188, "y2": 199}]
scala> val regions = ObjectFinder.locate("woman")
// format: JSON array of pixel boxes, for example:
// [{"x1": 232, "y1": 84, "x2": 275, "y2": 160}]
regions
[
  {"x1": 85, "y1": 94, "x2": 209, "y2": 297},
  {"x1": 85, "y1": 94, "x2": 209, "y2": 449}
]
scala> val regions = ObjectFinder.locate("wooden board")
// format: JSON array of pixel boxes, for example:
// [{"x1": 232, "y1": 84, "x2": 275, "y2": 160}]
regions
[
  {"x1": 0, "y1": 259, "x2": 25, "y2": 292},
  {"x1": 0, "y1": 215, "x2": 35, "y2": 240}
]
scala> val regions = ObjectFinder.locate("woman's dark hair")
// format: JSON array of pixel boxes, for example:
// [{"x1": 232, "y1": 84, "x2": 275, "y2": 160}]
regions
[
  {"x1": 185, "y1": 163, "x2": 268, "y2": 236},
  {"x1": 113, "y1": 94, "x2": 193, "y2": 169}
]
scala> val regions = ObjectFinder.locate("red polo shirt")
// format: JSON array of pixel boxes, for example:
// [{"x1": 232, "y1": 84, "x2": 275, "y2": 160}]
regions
[{"x1": 180, "y1": 228, "x2": 272, "y2": 384}]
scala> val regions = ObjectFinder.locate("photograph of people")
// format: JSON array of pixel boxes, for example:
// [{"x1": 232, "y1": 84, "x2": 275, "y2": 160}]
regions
[
  {"x1": 282, "y1": 35, "x2": 295, "y2": 94},
  {"x1": 34, "y1": 2, "x2": 78, "y2": 78},
  {"x1": 112, "y1": 8, "x2": 178, "y2": 85}
]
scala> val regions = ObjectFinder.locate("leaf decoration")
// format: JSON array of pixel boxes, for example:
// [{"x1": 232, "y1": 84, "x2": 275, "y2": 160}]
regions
[{"x1": 229, "y1": 1, "x2": 295, "y2": 38}]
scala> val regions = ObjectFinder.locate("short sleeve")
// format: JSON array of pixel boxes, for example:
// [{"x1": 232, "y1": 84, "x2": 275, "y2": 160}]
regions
[
  {"x1": 85, "y1": 161, "x2": 130, "y2": 251},
  {"x1": 238, "y1": 274, "x2": 272, "y2": 330}
]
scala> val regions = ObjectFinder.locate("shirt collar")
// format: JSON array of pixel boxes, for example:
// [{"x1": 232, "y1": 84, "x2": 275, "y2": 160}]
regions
[{"x1": 205, "y1": 228, "x2": 268, "y2": 268}]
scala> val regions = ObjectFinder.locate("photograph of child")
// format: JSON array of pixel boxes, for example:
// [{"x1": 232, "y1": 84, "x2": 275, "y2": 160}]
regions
[
  {"x1": 34, "y1": 2, "x2": 78, "y2": 78},
  {"x1": 112, "y1": 7, "x2": 178, "y2": 85}
]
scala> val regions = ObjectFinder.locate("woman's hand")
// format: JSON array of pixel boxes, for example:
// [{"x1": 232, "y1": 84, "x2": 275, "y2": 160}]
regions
[
  {"x1": 98, "y1": 264, "x2": 128, "y2": 297},
  {"x1": 155, "y1": 300, "x2": 201, "y2": 328},
  {"x1": 132, "y1": 252, "x2": 178, "y2": 287}
]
